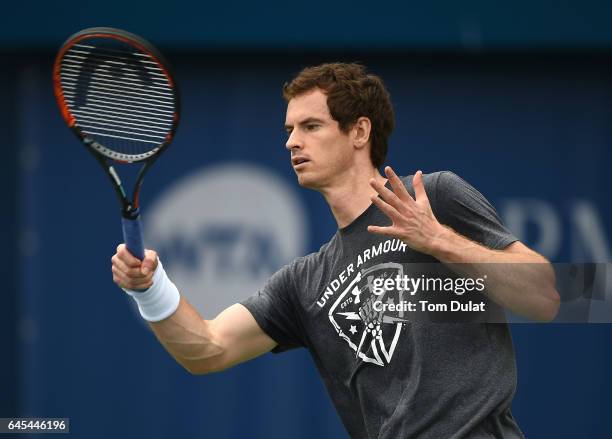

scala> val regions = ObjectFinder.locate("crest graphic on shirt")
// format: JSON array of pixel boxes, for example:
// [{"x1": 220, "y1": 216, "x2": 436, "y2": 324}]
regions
[{"x1": 328, "y1": 262, "x2": 409, "y2": 367}]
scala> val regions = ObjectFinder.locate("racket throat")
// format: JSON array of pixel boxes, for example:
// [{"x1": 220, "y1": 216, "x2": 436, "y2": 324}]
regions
[
  {"x1": 105, "y1": 163, "x2": 137, "y2": 217},
  {"x1": 122, "y1": 205, "x2": 141, "y2": 220},
  {"x1": 108, "y1": 165, "x2": 122, "y2": 188}
]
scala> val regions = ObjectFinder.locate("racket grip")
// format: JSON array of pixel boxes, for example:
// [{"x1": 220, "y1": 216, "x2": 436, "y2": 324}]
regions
[{"x1": 122, "y1": 214, "x2": 145, "y2": 261}]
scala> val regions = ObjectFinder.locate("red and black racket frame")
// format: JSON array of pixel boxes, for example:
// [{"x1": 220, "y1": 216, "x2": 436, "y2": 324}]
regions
[{"x1": 53, "y1": 27, "x2": 180, "y2": 261}]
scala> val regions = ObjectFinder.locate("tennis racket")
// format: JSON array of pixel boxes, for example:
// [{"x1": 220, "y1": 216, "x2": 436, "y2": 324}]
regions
[{"x1": 53, "y1": 27, "x2": 180, "y2": 261}]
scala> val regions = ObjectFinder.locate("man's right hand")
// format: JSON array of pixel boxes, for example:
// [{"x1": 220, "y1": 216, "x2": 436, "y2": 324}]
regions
[{"x1": 111, "y1": 244, "x2": 159, "y2": 291}]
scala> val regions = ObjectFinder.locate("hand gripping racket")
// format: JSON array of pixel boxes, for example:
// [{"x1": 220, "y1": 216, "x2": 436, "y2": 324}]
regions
[{"x1": 53, "y1": 27, "x2": 180, "y2": 260}]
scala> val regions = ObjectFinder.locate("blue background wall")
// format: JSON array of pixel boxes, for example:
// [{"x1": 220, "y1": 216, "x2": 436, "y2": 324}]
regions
[
  {"x1": 2, "y1": 2, "x2": 612, "y2": 438},
  {"x1": 3, "y1": 1, "x2": 612, "y2": 49}
]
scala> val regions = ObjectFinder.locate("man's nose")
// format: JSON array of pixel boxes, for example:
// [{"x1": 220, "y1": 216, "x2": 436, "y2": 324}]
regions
[{"x1": 285, "y1": 130, "x2": 302, "y2": 151}]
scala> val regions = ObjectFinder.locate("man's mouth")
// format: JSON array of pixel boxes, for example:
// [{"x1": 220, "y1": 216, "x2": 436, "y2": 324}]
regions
[{"x1": 292, "y1": 157, "x2": 310, "y2": 166}]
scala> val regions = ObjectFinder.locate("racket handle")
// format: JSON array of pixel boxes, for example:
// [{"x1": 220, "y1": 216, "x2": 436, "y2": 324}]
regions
[{"x1": 122, "y1": 213, "x2": 145, "y2": 261}]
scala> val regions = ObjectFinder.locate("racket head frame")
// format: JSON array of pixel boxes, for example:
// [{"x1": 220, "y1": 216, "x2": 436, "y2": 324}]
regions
[{"x1": 52, "y1": 27, "x2": 180, "y2": 219}]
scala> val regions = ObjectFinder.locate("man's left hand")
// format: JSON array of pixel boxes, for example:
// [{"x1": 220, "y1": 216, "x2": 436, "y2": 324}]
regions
[{"x1": 368, "y1": 166, "x2": 446, "y2": 255}]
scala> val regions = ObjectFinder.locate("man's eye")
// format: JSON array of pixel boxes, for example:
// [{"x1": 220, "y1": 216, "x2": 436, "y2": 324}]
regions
[{"x1": 306, "y1": 124, "x2": 319, "y2": 131}]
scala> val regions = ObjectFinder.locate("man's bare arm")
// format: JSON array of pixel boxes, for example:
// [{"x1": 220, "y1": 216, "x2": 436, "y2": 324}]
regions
[
  {"x1": 149, "y1": 299, "x2": 276, "y2": 374},
  {"x1": 368, "y1": 167, "x2": 560, "y2": 322},
  {"x1": 112, "y1": 244, "x2": 277, "y2": 374},
  {"x1": 427, "y1": 234, "x2": 560, "y2": 321}
]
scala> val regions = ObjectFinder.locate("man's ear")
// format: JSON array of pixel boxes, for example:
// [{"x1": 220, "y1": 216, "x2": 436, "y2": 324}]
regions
[{"x1": 352, "y1": 117, "x2": 372, "y2": 150}]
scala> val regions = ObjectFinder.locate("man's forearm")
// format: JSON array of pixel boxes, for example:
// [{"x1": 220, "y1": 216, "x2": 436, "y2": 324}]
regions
[
  {"x1": 149, "y1": 297, "x2": 224, "y2": 374},
  {"x1": 429, "y1": 226, "x2": 560, "y2": 321}
]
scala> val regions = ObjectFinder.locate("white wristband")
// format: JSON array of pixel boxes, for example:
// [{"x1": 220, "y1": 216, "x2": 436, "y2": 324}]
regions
[{"x1": 123, "y1": 259, "x2": 180, "y2": 322}]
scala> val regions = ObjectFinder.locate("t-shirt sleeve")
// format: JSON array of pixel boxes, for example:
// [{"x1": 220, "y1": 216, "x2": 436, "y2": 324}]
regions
[
  {"x1": 433, "y1": 171, "x2": 518, "y2": 250},
  {"x1": 240, "y1": 262, "x2": 306, "y2": 353}
]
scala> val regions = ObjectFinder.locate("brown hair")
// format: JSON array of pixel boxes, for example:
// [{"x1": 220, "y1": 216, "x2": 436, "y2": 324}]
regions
[{"x1": 282, "y1": 63, "x2": 394, "y2": 168}]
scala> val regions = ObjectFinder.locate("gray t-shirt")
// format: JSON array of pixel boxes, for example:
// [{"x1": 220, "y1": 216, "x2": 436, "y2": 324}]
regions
[{"x1": 242, "y1": 171, "x2": 524, "y2": 439}]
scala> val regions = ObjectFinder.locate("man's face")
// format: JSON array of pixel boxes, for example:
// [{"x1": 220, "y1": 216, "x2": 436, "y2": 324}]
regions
[{"x1": 284, "y1": 88, "x2": 354, "y2": 190}]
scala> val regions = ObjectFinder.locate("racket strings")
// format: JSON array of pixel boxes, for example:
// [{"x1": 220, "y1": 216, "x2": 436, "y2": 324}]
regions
[{"x1": 58, "y1": 40, "x2": 176, "y2": 161}]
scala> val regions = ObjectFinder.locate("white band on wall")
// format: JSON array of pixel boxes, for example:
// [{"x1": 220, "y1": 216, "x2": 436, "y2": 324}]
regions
[{"x1": 123, "y1": 259, "x2": 180, "y2": 322}]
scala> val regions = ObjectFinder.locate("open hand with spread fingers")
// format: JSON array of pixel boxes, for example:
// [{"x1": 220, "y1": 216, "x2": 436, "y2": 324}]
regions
[{"x1": 367, "y1": 166, "x2": 447, "y2": 255}]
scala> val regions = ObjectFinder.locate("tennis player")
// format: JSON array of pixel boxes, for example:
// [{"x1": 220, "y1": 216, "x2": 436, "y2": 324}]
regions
[{"x1": 112, "y1": 63, "x2": 560, "y2": 438}]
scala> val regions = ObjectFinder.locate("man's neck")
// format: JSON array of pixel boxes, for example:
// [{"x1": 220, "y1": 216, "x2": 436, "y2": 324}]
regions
[{"x1": 320, "y1": 167, "x2": 387, "y2": 229}]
